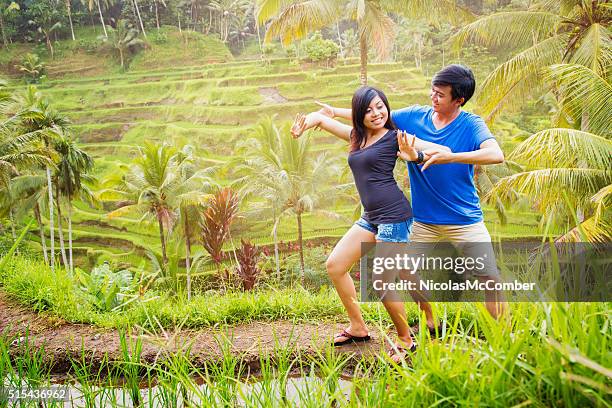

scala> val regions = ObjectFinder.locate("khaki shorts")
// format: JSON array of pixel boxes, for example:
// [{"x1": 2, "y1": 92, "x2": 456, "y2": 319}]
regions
[{"x1": 408, "y1": 221, "x2": 499, "y2": 277}]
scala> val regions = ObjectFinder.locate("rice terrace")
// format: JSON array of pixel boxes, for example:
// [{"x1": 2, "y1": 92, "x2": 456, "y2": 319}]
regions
[{"x1": 0, "y1": 0, "x2": 610, "y2": 406}]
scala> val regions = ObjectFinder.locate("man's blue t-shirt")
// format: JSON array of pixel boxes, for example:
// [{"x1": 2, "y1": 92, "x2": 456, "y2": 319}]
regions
[{"x1": 391, "y1": 105, "x2": 495, "y2": 225}]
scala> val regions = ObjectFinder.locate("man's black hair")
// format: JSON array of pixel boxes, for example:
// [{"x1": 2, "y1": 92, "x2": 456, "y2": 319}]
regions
[{"x1": 432, "y1": 64, "x2": 475, "y2": 106}]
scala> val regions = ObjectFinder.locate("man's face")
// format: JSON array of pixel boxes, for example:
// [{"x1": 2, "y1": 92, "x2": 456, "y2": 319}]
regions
[{"x1": 430, "y1": 84, "x2": 463, "y2": 114}]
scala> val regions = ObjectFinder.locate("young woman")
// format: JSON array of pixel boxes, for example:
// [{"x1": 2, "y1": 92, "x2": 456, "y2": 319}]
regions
[{"x1": 291, "y1": 86, "x2": 446, "y2": 361}]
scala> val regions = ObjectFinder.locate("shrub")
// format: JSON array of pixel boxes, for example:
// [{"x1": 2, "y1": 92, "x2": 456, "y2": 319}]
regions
[
  {"x1": 76, "y1": 262, "x2": 134, "y2": 312},
  {"x1": 153, "y1": 31, "x2": 168, "y2": 44},
  {"x1": 15, "y1": 53, "x2": 45, "y2": 83},
  {"x1": 77, "y1": 38, "x2": 104, "y2": 54},
  {"x1": 302, "y1": 32, "x2": 339, "y2": 64},
  {"x1": 235, "y1": 240, "x2": 261, "y2": 291}
]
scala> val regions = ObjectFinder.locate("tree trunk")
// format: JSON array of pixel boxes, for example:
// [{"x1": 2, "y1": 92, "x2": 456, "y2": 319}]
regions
[
  {"x1": 177, "y1": 9, "x2": 182, "y2": 33},
  {"x1": 97, "y1": 0, "x2": 108, "y2": 37},
  {"x1": 0, "y1": 14, "x2": 8, "y2": 48},
  {"x1": 296, "y1": 212, "x2": 305, "y2": 283},
  {"x1": 157, "y1": 215, "x2": 167, "y2": 265},
  {"x1": 46, "y1": 166, "x2": 55, "y2": 273},
  {"x1": 184, "y1": 219, "x2": 191, "y2": 300},
  {"x1": 67, "y1": 197, "x2": 74, "y2": 274},
  {"x1": 46, "y1": 33, "x2": 54, "y2": 59},
  {"x1": 55, "y1": 188, "x2": 69, "y2": 269},
  {"x1": 119, "y1": 48, "x2": 124, "y2": 69},
  {"x1": 359, "y1": 32, "x2": 367, "y2": 86},
  {"x1": 9, "y1": 208, "x2": 15, "y2": 240},
  {"x1": 154, "y1": 0, "x2": 160, "y2": 30},
  {"x1": 66, "y1": 0, "x2": 76, "y2": 40},
  {"x1": 89, "y1": 9, "x2": 95, "y2": 31},
  {"x1": 273, "y1": 216, "x2": 280, "y2": 279},
  {"x1": 336, "y1": 22, "x2": 343, "y2": 57},
  {"x1": 34, "y1": 204, "x2": 48, "y2": 265},
  {"x1": 133, "y1": 0, "x2": 147, "y2": 38},
  {"x1": 256, "y1": 22, "x2": 262, "y2": 56}
]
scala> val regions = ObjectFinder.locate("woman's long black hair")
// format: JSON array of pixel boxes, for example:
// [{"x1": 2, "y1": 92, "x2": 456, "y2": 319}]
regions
[{"x1": 350, "y1": 86, "x2": 396, "y2": 152}]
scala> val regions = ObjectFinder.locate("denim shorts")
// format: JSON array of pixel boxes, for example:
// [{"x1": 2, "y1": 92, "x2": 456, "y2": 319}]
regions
[{"x1": 355, "y1": 217, "x2": 414, "y2": 242}]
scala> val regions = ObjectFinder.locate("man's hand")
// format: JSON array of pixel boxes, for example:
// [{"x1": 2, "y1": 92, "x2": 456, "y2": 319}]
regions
[
  {"x1": 315, "y1": 101, "x2": 335, "y2": 118},
  {"x1": 421, "y1": 148, "x2": 455, "y2": 171},
  {"x1": 291, "y1": 113, "x2": 307, "y2": 138},
  {"x1": 396, "y1": 130, "x2": 419, "y2": 161}
]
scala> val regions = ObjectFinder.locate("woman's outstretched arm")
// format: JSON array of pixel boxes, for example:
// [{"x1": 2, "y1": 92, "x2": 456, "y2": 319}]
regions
[
  {"x1": 291, "y1": 112, "x2": 352, "y2": 142},
  {"x1": 315, "y1": 101, "x2": 451, "y2": 152}
]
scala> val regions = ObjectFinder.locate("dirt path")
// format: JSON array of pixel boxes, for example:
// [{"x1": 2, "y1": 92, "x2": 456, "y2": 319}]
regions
[
  {"x1": 258, "y1": 87, "x2": 288, "y2": 104},
  {"x1": 0, "y1": 293, "x2": 389, "y2": 375}
]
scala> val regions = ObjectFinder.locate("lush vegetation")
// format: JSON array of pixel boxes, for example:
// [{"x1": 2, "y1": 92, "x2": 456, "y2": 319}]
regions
[{"x1": 0, "y1": 300, "x2": 609, "y2": 406}]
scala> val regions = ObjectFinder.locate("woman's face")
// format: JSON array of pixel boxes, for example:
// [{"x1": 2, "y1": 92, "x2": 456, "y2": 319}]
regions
[{"x1": 363, "y1": 95, "x2": 388, "y2": 130}]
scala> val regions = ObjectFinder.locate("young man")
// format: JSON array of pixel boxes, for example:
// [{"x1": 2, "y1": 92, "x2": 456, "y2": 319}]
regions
[{"x1": 319, "y1": 64, "x2": 508, "y2": 320}]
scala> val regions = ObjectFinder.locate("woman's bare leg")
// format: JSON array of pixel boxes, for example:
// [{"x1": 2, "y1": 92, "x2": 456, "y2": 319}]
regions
[{"x1": 326, "y1": 224, "x2": 376, "y2": 342}]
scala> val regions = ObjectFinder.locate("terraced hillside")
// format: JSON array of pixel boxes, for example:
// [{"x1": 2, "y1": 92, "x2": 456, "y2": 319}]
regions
[{"x1": 9, "y1": 38, "x2": 553, "y2": 270}]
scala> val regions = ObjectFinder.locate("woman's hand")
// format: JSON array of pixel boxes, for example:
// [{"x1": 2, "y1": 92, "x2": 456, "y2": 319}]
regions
[
  {"x1": 291, "y1": 113, "x2": 308, "y2": 138},
  {"x1": 396, "y1": 130, "x2": 419, "y2": 161},
  {"x1": 315, "y1": 101, "x2": 335, "y2": 118}
]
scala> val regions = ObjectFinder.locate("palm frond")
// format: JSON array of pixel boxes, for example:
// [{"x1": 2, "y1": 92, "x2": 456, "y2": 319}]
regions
[
  {"x1": 546, "y1": 64, "x2": 612, "y2": 136},
  {"x1": 490, "y1": 168, "x2": 611, "y2": 211},
  {"x1": 510, "y1": 128, "x2": 612, "y2": 170},
  {"x1": 569, "y1": 23, "x2": 612, "y2": 76},
  {"x1": 256, "y1": 0, "x2": 297, "y2": 23},
  {"x1": 475, "y1": 35, "x2": 566, "y2": 120},
  {"x1": 386, "y1": 0, "x2": 473, "y2": 26},
  {"x1": 451, "y1": 11, "x2": 560, "y2": 51},
  {"x1": 264, "y1": 0, "x2": 339, "y2": 44},
  {"x1": 358, "y1": 1, "x2": 396, "y2": 60}
]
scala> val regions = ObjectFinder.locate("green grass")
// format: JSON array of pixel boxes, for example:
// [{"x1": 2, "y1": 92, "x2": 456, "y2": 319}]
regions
[{"x1": 0, "y1": 255, "x2": 609, "y2": 407}]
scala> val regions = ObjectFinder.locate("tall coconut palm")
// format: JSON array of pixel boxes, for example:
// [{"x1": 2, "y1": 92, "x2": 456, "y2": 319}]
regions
[
  {"x1": 235, "y1": 116, "x2": 345, "y2": 280},
  {"x1": 171, "y1": 145, "x2": 216, "y2": 300},
  {"x1": 257, "y1": 0, "x2": 469, "y2": 85},
  {"x1": 8, "y1": 86, "x2": 67, "y2": 272},
  {"x1": 103, "y1": 142, "x2": 180, "y2": 266},
  {"x1": 451, "y1": 0, "x2": 611, "y2": 124},
  {"x1": 455, "y1": 0, "x2": 612, "y2": 241},
  {"x1": 53, "y1": 134, "x2": 95, "y2": 273},
  {"x1": 65, "y1": 0, "x2": 75, "y2": 40},
  {"x1": 8, "y1": 173, "x2": 51, "y2": 264},
  {"x1": 83, "y1": 0, "x2": 109, "y2": 37}
]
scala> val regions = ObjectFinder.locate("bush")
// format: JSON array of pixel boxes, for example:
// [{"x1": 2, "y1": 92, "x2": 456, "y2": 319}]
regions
[
  {"x1": 76, "y1": 262, "x2": 134, "y2": 312},
  {"x1": 280, "y1": 245, "x2": 332, "y2": 290},
  {"x1": 15, "y1": 53, "x2": 45, "y2": 83},
  {"x1": 153, "y1": 31, "x2": 168, "y2": 44},
  {"x1": 302, "y1": 32, "x2": 339, "y2": 64},
  {"x1": 77, "y1": 38, "x2": 104, "y2": 54}
]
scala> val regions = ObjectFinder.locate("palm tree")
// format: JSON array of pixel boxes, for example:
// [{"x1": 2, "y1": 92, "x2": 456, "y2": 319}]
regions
[
  {"x1": 106, "y1": 20, "x2": 145, "y2": 69},
  {"x1": 103, "y1": 142, "x2": 180, "y2": 266},
  {"x1": 451, "y1": 0, "x2": 611, "y2": 124},
  {"x1": 65, "y1": 0, "x2": 75, "y2": 41},
  {"x1": 172, "y1": 145, "x2": 216, "y2": 300},
  {"x1": 132, "y1": 0, "x2": 147, "y2": 38},
  {"x1": 8, "y1": 86, "x2": 67, "y2": 272},
  {"x1": 489, "y1": 127, "x2": 611, "y2": 242},
  {"x1": 235, "y1": 116, "x2": 344, "y2": 280},
  {"x1": 53, "y1": 134, "x2": 95, "y2": 273},
  {"x1": 8, "y1": 174, "x2": 51, "y2": 264},
  {"x1": 83, "y1": 0, "x2": 109, "y2": 37},
  {"x1": 257, "y1": 0, "x2": 469, "y2": 85},
  {"x1": 453, "y1": 1, "x2": 612, "y2": 241}
]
